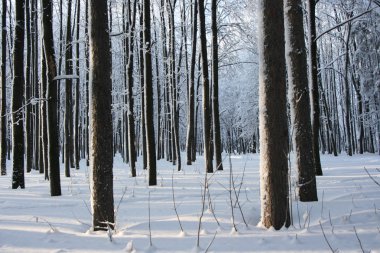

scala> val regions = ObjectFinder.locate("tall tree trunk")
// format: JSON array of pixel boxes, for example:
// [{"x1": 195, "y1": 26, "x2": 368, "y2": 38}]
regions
[
  {"x1": 65, "y1": 0, "x2": 73, "y2": 177},
  {"x1": 89, "y1": 0, "x2": 114, "y2": 231},
  {"x1": 0, "y1": 0, "x2": 7, "y2": 176},
  {"x1": 41, "y1": 49, "x2": 49, "y2": 180},
  {"x1": 186, "y1": 0, "x2": 197, "y2": 165},
  {"x1": 41, "y1": 0, "x2": 61, "y2": 196},
  {"x1": 284, "y1": 0, "x2": 318, "y2": 202},
  {"x1": 74, "y1": 0, "x2": 80, "y2": 170},
  {"x1": 307, "y1": 0, "x2": 323, "y2": 176},
  {"x1": 12, "y1": 0, "x2": 25, "y2": 189},
  {"x1": 139, "y1": 2, "x2": 147, "y2": 170},
  {"x1": 25, "y1": 0, "x2": 33, "y2": 173},
  {"x1": 211, "y1": 0, "x2": 223, "y2": 171},
  {"x1": 126, "y1": 0, "x2": 137, "y2": 177},
  {"x1": 258, "y1": 0, "x2": 290, "y2": 229},
  {"x1": 198, "y1": 0, "x2": 213, "y2": 173},
  {"x1": 143, "y1": 0, "x2": 157, "y2": 185}
]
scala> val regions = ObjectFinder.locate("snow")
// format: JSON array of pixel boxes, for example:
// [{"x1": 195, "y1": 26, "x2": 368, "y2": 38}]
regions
[{"x1": 1, "y1": 153, "x2": 380, "y2": 252}]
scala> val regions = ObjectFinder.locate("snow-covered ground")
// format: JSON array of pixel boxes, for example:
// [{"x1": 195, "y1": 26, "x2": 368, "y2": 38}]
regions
[{"x1": 0, "y1": 153, "x2": 379, "y2": 252}]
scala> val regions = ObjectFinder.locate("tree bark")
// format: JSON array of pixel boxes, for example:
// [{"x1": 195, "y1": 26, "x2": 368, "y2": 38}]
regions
[
  {"x1": 0, "y1": 0, "x2": 7, "y2": 176},
  {"x1": 12, "y1": 0, "x2": 25, "y2": 189},
  {"x1": 307, "y1": 0, "x2": 323, "y2": 175},
  {"x1": 198, "y1": 0, "x2": 213, "y2": 173},
  {"x1": 211, "y1": 0, "x2": 223, "y2": 171},
  {"x1": 143, "y1": 0, "x2": 157, "y2": 185},
  {"x1": 41, "y1": 0, "x2": 62, "y2": 196},
  {"x1": 258, "y1": 0, "x2": 290, "y2": 229},
  {"x1": 89, "y1": 0, "x2": 115, "y2": 230},
  {"x1": 284, "y1": 0, "x2": 318, "y2": 202}
]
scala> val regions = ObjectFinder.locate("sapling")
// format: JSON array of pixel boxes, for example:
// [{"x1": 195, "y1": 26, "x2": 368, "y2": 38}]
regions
[
  {"x1": 353, "y1": 226, "x2": 365, "y2": 253},
  {"x1": 319, "y1": 221, "x2": 338, "y2": 253},
  {"x1": 171, "y1": 170, "x2": 184, "y2": 232}
]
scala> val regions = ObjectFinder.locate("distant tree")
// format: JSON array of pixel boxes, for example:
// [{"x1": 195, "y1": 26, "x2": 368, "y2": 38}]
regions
[
  {"x1": 198, "y1": 0, "x2": 213, "y2": 173},
  {"x1": 143, "y1": 0, "x2": 157, "y2": 185},
  {"x1": 89, "y1": 0, "x2": 115, "y2": 230},
  {"x1": 1, "y1": 0, "x2": 7, "y2": 176},
  {"x1": 284, "y1": 0, "x2": 318, "y2": 202},
  {"x1": 12, "y1": 0, "x2": 25, "y2": 189},
  {"x1": 41, "y1": 0, "x2": 61, "y2": 196},
  {"x1": 258, "y1": 0, "x2": 290, "y2": 229}
]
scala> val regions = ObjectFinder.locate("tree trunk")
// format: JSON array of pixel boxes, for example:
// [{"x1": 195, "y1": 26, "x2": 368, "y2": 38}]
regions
[
  {"x1": 258, "y1": 0, "x2": 290, "y2": 229},
  {"x1": 0, "y1": 0, "x2": 7, "y2": 176},
  {"x1": 12, "y1": 0, "x2": 25, "y2": 189},
  {"x1": 89, "y1": 0, "x2": 115, "y2": 231},
  {"x1": 74, "y1": 0, "x2": 81, "y2": 170},
  {"x1": 126, "y1": 0, "x2": 137, "y2": 177},
  {"x1": 65, "y1": 0, "x2": 73, "y2": 177},
  {"x1": 186, "y1": 0, "x2": 198, "y2": 165},
  {"x1": 198, "y1": 0, "x2": 213, "y2": 173},
  {"x1": 25, "y1": 0, "x2": 33, "y2": 173},
  {"x1": 41, "y1": 0, "x2": 61, "y2": 196},
  {"x1": 143, "y1": 0, "x2": 157, "y2": 185},
  {"x1": 284, "y1": 0, "x2": 318, "y2": 202},
  {"x1": 211, "y1": 0, "x2": 223, "y2": 171},
  {"x1": 307, "y1": 0, "x2": 323, "y2": 176}
]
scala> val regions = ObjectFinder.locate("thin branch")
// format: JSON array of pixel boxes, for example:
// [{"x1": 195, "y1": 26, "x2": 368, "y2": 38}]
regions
[
  {"x1": 364, "y1": 167, "x2": 380, "y2": 187},
  {"x1": 316, "y1": 7, "x2": 378, "y2": 41}
]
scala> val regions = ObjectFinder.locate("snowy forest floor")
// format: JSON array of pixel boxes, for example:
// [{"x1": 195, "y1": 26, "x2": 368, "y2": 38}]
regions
[{"x1": 0, "y1": 153, "x2": 380, "y2": 253}]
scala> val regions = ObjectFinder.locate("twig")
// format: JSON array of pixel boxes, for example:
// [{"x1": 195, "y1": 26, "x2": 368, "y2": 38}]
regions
[
  {"x1": 319, "y1": 221, "x2": 338, "y2": 253},
  {"x1": 364, "y1": 167, "x2": 380, "y2": 187},
  {"x1": 204, "y1": 231, "x2": 217, "y2": 253},
  {"x1": 172, "y1": 170, "x2": 184, "y2": 232},
  {"x1": 228, "y1": 152, "x2": 238, "y2": 232},
  {"x1": 353, "y1": 226, "x2": 365, "y2": 253},
  {"x1": 197, "y1": 173, "x2": 208, "y2": 247}
]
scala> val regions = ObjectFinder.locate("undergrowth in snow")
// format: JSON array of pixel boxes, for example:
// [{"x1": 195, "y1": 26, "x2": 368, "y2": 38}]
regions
[{"x1": 0, "y1": 153, "x2": 379, "y2": 252}]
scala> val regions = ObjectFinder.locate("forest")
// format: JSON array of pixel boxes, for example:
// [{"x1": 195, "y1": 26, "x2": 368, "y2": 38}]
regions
[{"x1": 0, "y1": 0, "x2": 380, "y2": 252}]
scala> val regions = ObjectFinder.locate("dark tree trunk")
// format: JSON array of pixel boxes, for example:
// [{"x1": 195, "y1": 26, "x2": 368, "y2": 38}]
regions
[
  {"x1": 139, "y1": 2, "x2": 147, "y2": 170},
  {"x1": 74, "y1": 0, "x2": 80, "y2": 170},
  {"x1": 143, "y1": 0, "x2": 157, "y2": 185},
  {"x1": 211, "y1": 0, "x2": 223, "y2": 171},
  {"x1": 284, "y1": 0, "x2": 318, "y2": 202},
  {"x1": 12, "y1": 0, "x2": 25, "y2": 189},
  {"x1": 258, "y1": 0, "x2": 290, "y2": 229},
  {"x1": 126, "y1": 0, "x2": 137, "y2": 177},
  {"x1": 198, "y1": 0, "x2": 213, "y2": 173},
  {"x1": 307, "y1": 0, "x2": 323, "y2": 176},
  {"x1": 186, "y1": 0, "x2": 197, "y2": 165},
  {"x1": 1, "y1": 0, "x2": 7, "y2": 176},
  {"x1": 89, "y1": 0, "x2": 115, "y2": 231},
  {"x1": 65, "y1": 0, "x2": 73, "y2": 177},
  {"x1": 25, "y1": 0, "x2": 33, "y2": 173},
  {"x1": 41, "y1": 0, "x2": 61, "y2": 196}
]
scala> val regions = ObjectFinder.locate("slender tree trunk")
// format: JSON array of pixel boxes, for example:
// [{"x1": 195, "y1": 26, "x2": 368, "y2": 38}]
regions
[
  {"x1": 41, "y1": 0, "x2": 61, "y2": 196},
  {"x1": 89, "y1": 0, "x2": 115, "y2": 231},
  {"x1": 41, "y1": 49, "x2": 49, "y2": 180},
  {"x1": 25, "y1": 0, "x2": 33, "y2": 173},
  {"x1": 139, "y1": 2, "x2": 147, "y2": 170},
  {"x1": 74, "y1": 0, "x2": 80, "y2": 170},
  {"x1": 0, "y1": 0, "x2": 7, "y2": 176},
  {"x1": 307, "y1": 0, "x2": 323, "y2": 176},
  {"x1": 284, "y1": 0, "x2": 318, "y2": 202},
  {"x1": 126, "y1": 0, "x2": 137, "y2": 176},
  {"x1": 12, "y1": 0, "x2": 25, "y2": 189},
  {"x1": 198, "y1": 0, "x2": 213, "y2": 173},
  {"x1": 258, "y1": 0, "x2": 290, "y2": 229},
  {"x1": 211, "y1": 0, "x2": 223, "y2": 171},
  {"x1": 186, "y1": 0, "x2": 197, "y2": 165},
  {"x1": 65, "y1": 0, "x2": 73, "y2": 177},
  {"x1": 143, "y1": 0, "x2": 157, "y2": 185}
]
